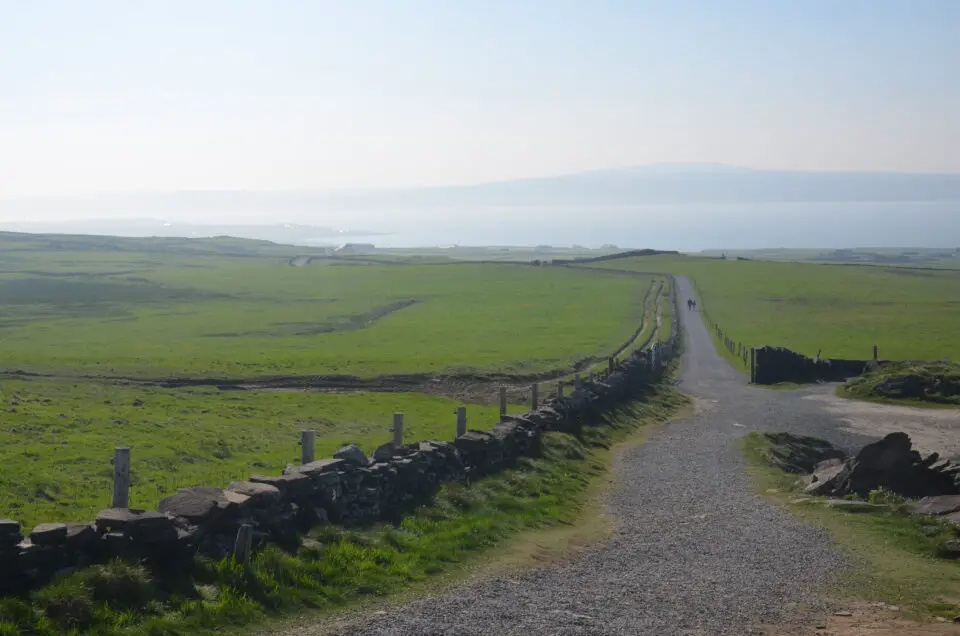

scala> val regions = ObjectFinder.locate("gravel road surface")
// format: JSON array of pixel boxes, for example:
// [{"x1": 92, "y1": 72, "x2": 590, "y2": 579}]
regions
[{"x1": 288, "y1": 276, "x2": 891, "y2": 636}]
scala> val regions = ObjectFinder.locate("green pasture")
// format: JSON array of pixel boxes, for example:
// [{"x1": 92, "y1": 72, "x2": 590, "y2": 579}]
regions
[
  {"x1": 0, "y1": 378, "x2": 520, "y2": 529},
  {"x1": 578, "y1": 255, "x2": 960, "y2": 364},
  {"x1": 0, "y1": 236, "x2": 655, "y2": 379}
]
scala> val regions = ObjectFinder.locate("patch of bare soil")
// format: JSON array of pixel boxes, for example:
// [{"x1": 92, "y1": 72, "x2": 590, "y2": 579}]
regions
[
  {"x1": 756, "y1": 603, "x2": 960, "y2": 635},
  {"x1": 803, "y1": 387, "x2": 960, "y2": 458}
]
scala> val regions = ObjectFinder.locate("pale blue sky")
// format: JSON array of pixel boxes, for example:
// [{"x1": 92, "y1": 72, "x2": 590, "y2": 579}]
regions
[{"x1": 1, "y1": 0, "x2": 957, "y2": 195}]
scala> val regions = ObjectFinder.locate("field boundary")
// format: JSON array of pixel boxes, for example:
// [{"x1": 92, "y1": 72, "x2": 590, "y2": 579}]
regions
[{"x1": 0, "y1": 279, "x2": 683, "y2": 600}]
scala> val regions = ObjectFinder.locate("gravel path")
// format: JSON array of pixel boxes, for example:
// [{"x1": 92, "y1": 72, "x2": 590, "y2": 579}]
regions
[{"x1": 294, "y1": 276, "x2": 882, "y2": 636}]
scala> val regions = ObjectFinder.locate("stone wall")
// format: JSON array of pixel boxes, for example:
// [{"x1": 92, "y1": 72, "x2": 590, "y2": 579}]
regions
[
  {"x1": 0, "y1": 294, "x2": 681, "y2": 597},
  {"x1": 751, "y1": 346, "x2": 873, "y2": 385}
]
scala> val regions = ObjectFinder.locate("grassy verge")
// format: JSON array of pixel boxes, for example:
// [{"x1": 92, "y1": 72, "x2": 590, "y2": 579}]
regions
[
  {"x1": 0, "y1": 385, "x2": 687, "y2": 636},
  {"x1": 741, "y1": 432, "x2": 960, "y2": 622},
  {"x1": 838, "y1": 362, "x2": 960, "y2": 409}
]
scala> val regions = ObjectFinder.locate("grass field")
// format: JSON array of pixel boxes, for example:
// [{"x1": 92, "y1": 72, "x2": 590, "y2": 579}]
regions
[
  {"x1": 577, "y1": 255, "x2": 960, "y2": 365},
  {"x1": 0, "y1": 234, "x2": 656, "y2": 380},
  {"x1": 0, "y1": 379, "x2": 524, "y2": 528}
]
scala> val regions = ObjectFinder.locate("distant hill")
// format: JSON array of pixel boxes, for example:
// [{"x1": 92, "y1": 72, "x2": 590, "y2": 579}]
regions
[{"x1": 358, "y1": 164, "x2": 960, "y2": 207}]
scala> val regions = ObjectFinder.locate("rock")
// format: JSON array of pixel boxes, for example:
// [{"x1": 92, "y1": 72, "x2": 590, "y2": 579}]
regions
[
  {"x1": 945, "y1": 511, "x2": 960, "y2": 527},
  {"x1": 805, "y1": 462, "x2": 846, "y2": 496},
  {"x1": 919, "y1": 452, "x2": 940, "y2": 469},
  {"x1": 334, "y1": 445, "x2": 369, "y2": 466},
  {"x1": 296, "y1": 458, "x2": 347, "y2": 475},
  {"x1": 250, "y1": 472, "x2": 311, "y2": 495},
  {"x1": 29, "y1": 523, "x2": 68, "y2": 546},
  {"x1": 63, "y1": 524, "x2": 97, "y2": 550},
  {"x1": 95, "y1": 508, "x2": 170, "y2": 532},
  {"x1": 942, "y1": 540, "x2": 960, "y2": 559},
  {"x1": 825, "y1": 499, "x2": 890, "y2": 512},
  {"x1": 906, "y1": 495, "x2": 960, "y2": 516},
  {"x1": 158, "y1": 487, "x2": 236, "y2": 523},
  {"x1": 814, "y1": 457, "x2": 844, "y2": 472},
  {"x1": 227, "y1": 481, "x2": 281, "y2": 506},
  {"x1": 833, "y1": 610, "x2": 853, "y2": 617},
  {"x1": 373, "y1": 442, "x2": 395, "y2": 462},
  {"x1": 0, "y1": 519, "x2": 20, "y2": 536},
  {"x1": 834, "y1": 432, "x2": 958, "y2": 499}
]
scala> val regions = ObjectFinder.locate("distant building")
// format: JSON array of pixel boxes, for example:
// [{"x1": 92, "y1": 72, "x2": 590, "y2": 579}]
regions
[{"x1": 335, "y1": 243, "x2": 376, "y2": 254}]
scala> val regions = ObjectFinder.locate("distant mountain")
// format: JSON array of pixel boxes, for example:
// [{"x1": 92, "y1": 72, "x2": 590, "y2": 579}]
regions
[
  {"x1": 0, "y1": 218, "x2": 382, "y2": 244},
  {"x1": 355, "y1": 165, "x2": 960, "y2": 207}
]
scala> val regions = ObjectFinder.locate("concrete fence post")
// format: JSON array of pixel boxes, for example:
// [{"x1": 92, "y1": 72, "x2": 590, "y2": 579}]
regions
[
  {"x1": 456, "y1": 406, "x2": 467, "y2": 437},
  {"x1": 499, "y1": 386, "x2": 508, "y2": 419},
  {"x1": 233, "y1": 523, "x2": 254, "y2": 566},
  {"x1": 112, "y1": 447, "x2": 131, "y2": 509},
  {"x1": 300, "y1": 430, "x2": 316, "y2": 465},
  {"x1": 393, "y1": 413, "x2": 404, "y2": 446},
  {"x1": 531, "y1": 383, "x2": 539, "y2": 409}
]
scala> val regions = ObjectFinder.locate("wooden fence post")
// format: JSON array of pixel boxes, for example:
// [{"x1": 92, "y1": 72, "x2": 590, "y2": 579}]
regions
[
  {"x1": 233, "y1": 523, "x2": 253, "y2": 566},
  {"x1": 456, "y1": 406, "x2": 467, "y2": 437},
  {"x1": 300, "y1": 430, "x2": 316, "y2": 465},
  {"x1": 112, "y1": 447, "x2": 131, "y2": 509},
  {"x1": 750, "y1": 347, "x2": 757, "y2": 384},
  {"x1": 499, "y1": 386, "x2": 507, "y2": 419},
  {"x1": 873, "y1": 344, "x2": 878, "y2": 361},
  {"x1": 531, "y1": 383, "x2": 539, "y2": 409},
  {"x1": 608, "y1": 357, "x2": 615, "y2": 373},
  {"x1": 393, "y1": 413, "x2": 404, "y2": 446},
  {"x1": 557, "y1": 381, "x2": 564, "y2": 399}
]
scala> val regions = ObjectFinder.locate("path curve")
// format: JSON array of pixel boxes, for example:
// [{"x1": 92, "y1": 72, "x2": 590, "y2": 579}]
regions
[{"x1": 298, "y1": 276, "x2": 884, "y2": 636}]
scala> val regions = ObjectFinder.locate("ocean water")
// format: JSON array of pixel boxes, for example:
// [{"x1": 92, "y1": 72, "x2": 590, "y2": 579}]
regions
[{"x1": 306, "y1": 201, "x2": 960, "y2": 251}]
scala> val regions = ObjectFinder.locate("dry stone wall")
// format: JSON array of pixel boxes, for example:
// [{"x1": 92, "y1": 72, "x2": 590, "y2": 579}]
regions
[{"x1": 0, "y1": 288, "x2": 681, "y2": 597}]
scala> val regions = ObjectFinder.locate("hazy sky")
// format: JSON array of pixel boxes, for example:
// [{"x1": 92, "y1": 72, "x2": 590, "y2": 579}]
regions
[{"x1": 1, "y1": 0, "x2": 958, "y2": 196}]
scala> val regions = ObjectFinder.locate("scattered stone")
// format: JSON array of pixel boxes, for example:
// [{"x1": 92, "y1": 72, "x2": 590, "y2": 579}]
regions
[
  {"x1": 906, "y1": 495, "x2": 960, "y2": 517},
  {"x1": 833, "y1": 610, "x2": 853, "y2": 617}
]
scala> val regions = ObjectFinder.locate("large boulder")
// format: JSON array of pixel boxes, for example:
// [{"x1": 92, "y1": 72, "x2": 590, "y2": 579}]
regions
[{"x1": 833, "y1": 433, "x2": 958, "y2": 498}]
